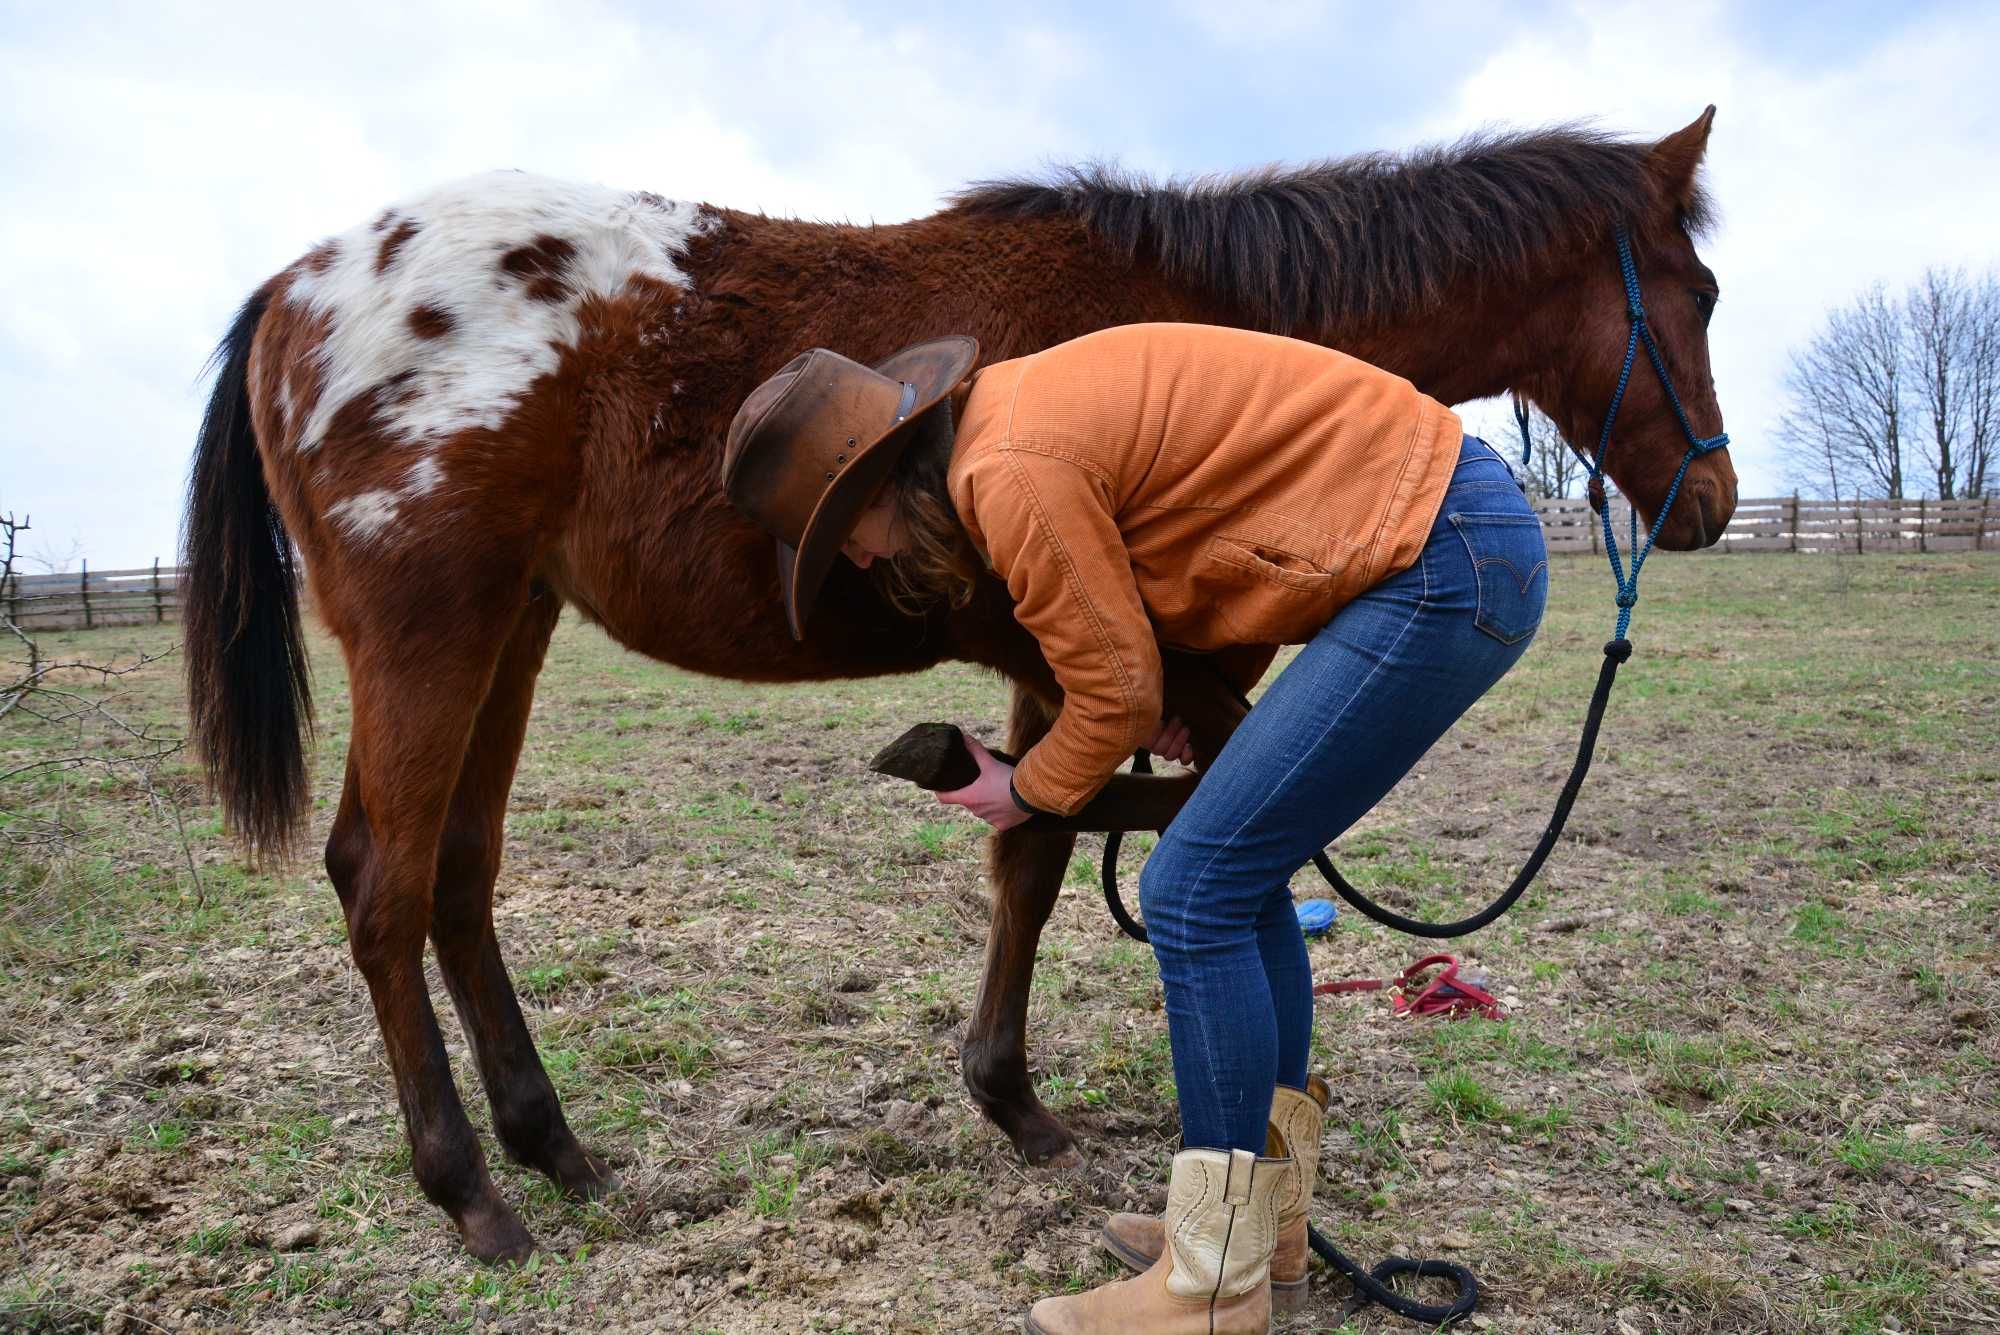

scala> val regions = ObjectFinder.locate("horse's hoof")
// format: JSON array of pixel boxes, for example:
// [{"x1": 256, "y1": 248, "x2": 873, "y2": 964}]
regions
[
  {"x1": 1032, "y1": 1144, "x2": 1084, "y2": 1173},
  {"x1": 459, "y1": 1196, "x2": 534, "y2": 1265},
  {"x1": 1013, "y1": 1115, "x2": 1081, "y2": 1168},
  {"x1": 560, "y1": 1152, "x2": 619, "y2": 1202}
]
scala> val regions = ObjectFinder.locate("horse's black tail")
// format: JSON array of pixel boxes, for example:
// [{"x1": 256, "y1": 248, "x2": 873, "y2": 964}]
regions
[{"x1": 182, "y1": 288, "x2": 313, "y2": 858}]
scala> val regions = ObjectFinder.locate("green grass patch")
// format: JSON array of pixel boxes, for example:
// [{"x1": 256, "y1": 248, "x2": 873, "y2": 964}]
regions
[{"x1": 1426, "y1": 1070, "x2": 1507, "y2": 1124}]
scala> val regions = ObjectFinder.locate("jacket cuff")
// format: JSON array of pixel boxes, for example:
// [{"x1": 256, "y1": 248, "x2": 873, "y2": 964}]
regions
[{"x1": 1009, "y1": 776, "x2": 1051, "y2": 818}]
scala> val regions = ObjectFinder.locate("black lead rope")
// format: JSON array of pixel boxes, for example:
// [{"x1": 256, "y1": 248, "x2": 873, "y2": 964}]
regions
[
  {"x1": 1098, "y1": 638, "x2": 1635, "y2": 1327},
  {"x1": 1101, "y1": 637, "x2": 1631, "y2": 943}
]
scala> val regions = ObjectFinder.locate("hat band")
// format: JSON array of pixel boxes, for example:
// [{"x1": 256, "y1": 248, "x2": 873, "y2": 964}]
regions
[{"x1": 892, "y1": 381, "x2": 917, "y2": 423}]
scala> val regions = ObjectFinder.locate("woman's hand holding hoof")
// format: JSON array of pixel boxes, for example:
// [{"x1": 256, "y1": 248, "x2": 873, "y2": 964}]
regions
[
  {"x1": 1142, "y1": 715, "x2": 1194, "y2": 765},
  {"x1": 935, "y1": 735, "x2": 1031, "y2": 831}
]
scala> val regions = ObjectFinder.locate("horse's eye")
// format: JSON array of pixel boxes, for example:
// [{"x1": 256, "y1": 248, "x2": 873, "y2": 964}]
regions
[{"x1": 1692, "y1": 290, "x2": 1718, "y2": 327}]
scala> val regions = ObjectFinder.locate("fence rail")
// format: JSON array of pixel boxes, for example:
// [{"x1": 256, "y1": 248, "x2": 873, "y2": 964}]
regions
[
  {"x1": 1533, "y1": 495, "x2": 2000, "y2": 556},
  {"x1": 3, "y1": 497, "x2": 1997, "y2": 631},
  {"x1": 4, "y1": 560, "x2": 182, "y2": 631}
]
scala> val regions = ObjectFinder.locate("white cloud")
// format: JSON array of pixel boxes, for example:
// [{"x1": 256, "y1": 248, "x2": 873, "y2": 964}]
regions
[
  {"x1": 1, "y1": 1, "x2": 1991, "y2": 564},
  {"x1": 0, "y1": 1, "x2": 1099, "y2": 564},
  {"x1": 1427, "y1": 0, "x2": 2000, "y2": 499}
]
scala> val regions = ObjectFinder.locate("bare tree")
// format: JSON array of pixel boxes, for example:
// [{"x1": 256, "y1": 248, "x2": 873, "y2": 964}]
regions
[
  {"x1": 1512, "y1": 401, "x2": 1586, "y2": 500},
  {"x1": 1908, "y1": 267, "x2": 1971, "y2": 499},
  {"x1": 1962, "y1": 273, "x2": 2000, "y2": 499},
  {"x1": 1779, "y1": 283, "x2": 1906, "y2": 498}
]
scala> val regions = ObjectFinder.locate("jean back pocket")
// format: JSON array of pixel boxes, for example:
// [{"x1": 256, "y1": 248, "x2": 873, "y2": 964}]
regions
[{"x1": 1448, "y1": 510, "x2": 1548, "y2": 646}]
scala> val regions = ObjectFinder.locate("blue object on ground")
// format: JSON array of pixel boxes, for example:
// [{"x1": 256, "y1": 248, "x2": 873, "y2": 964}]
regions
[{"x1": 1295, "y1": 899, "x2": 1338, "y2": 935}]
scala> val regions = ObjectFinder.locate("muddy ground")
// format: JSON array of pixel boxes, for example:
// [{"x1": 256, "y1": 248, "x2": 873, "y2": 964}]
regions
[{"x1": 2, "y1": 552, "x2": 1998, "y2": 1333}]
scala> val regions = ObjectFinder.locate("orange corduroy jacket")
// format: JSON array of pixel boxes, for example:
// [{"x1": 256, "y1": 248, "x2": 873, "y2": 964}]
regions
[{"x1": 947, "y1": 322, "x2": 1463, "y2": 817}]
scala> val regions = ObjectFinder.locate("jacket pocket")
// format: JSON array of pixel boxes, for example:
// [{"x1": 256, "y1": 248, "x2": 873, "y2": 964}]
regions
[
  {"x1": 1448, "y1": 510, "x2": 1548, "y2": 646},
  {"x1": 1190, "y1": 518, "x2": 1352, "y2": 646}
]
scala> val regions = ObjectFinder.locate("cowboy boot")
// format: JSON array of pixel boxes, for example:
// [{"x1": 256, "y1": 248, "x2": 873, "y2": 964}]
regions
[
  {"x1": 1101, "y1": 1076, "x2": 1330, "y2": 1314},
  {"x1": 1026, "y1": 1142, "x2": 1288, "y2": 1335}
]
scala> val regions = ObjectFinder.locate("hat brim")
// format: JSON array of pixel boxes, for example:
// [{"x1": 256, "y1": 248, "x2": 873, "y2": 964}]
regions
[{"x1": 782, "y1": 335, "x2": 979, "y2": 639}]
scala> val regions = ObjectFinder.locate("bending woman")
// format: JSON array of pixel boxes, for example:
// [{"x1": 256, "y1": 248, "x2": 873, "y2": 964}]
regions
[{"x1": 722, "y1": 322, "x2": 1547, "y2": 1335}]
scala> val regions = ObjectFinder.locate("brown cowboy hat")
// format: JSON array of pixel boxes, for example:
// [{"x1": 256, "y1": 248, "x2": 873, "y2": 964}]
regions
[{"x1": 722, "y1": 335, "x2": 979, "y2": 639}]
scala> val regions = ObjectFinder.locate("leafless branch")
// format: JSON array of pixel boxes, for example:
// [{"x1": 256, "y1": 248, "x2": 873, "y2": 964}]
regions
[
  {"x1": 1513, "y1": 401, "x2": 1586, "y2": 500},
  {"x1": 0, "y1": 511, "x2": 203, "y2": 905},
  {"x1": 1778, "y1": 283, "x2": 1906, "y2": 499}
]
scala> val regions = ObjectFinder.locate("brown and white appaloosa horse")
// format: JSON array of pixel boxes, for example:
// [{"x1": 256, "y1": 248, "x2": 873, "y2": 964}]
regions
[{"x1": 184, "y1": 109, "x2": 1736, "y2": 1261}]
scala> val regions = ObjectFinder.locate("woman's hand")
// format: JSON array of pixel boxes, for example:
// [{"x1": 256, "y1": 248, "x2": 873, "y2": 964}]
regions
[
  {"x1": 1143, "y1": 715, "x2": 1194, "y2": 765},
  {"x1": 936, "y1": 735, "x2": 1032, "y2": 832}
]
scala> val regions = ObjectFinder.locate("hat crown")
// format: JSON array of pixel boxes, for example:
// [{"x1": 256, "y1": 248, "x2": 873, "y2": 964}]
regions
[
  {"x1": 719, "y1": 334, "x2": 981, "y2": 639},
  {"x1": 723, "y1": 348, "x2": 914, "y2": 548}
]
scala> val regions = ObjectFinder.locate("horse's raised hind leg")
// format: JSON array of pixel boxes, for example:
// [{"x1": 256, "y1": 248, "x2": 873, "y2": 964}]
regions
[
  {"x1": 428, "y1": 590, "x2": 611, "y2": 1200},
  {"x1": 961, "y1": 684, "x2": 1081, "y2": 1166},
  {"x1": 326, "y1": 605, "x2": 533, "y2": 1263}
]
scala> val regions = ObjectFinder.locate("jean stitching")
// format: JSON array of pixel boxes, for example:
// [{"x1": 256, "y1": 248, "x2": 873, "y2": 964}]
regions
[
  {"x1": 1452, "y1": 513, "x2": 1543, "y2": 645},
  {"x1": 1163, "y1": 514, "x2": 1433, "y2": 1143},
  {"x1": 1175, "y1": 543, "x2": 1431, "y2": 947}
]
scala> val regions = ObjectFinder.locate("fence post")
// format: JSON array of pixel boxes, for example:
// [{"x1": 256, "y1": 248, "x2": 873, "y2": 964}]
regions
[
  {"x1": 1981, "y1": 496, "x2": 1991, "y2": 552},
  {"x1": 81, "y1": 559, "x2": 91, "y2": 629},
  {"x1": 1789, "y1": 492, "x2": 1799, "y2": 552},
  {"x1": 152, "y1": 557, "x2": 163, "y2": 623},
  {"x1": 1855, "y1": 500, "x2": 1864, "y2": 555}
]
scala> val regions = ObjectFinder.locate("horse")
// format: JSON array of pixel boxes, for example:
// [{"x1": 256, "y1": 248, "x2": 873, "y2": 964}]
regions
[{"x1": 183, "y1": 108, "x2": 1735, "y2": 1261}]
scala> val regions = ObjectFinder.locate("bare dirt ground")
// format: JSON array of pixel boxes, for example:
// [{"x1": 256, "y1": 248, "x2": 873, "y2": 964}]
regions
[{"x1": 3, "y1": 552, "x2": 1998, "y2": 1334}]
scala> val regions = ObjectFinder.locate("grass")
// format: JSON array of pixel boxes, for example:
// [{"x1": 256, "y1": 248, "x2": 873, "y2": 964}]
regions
[
  {"x1": 1426, "y1": 1070, "x2": 1508, "y2": 1124},
  {"x1": 3, "y1": 554, "x2": 1999, "y2": 1332}
]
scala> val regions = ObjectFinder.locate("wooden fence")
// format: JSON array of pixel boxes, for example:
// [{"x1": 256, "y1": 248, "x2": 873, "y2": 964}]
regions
[
  {"x1": 1535, "y1": 494, "x2": 2000, "y2": 556},
  {"x1": 3, "y1": 561, "x2": 182, "y2": 631},
  {"x1": 3, "y1": 496, "x2": 1997, "y2": 631}
]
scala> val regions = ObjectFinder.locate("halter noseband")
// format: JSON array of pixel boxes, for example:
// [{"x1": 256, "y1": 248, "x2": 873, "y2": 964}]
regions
[{"x1": 1517, "y1": 224, "x2": 1729, "y2": 640}]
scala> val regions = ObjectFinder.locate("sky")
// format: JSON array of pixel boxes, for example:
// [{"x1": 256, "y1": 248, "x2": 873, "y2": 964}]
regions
[{"x1": 2, "y1": 0, "x2": 1996, "y2": 569}]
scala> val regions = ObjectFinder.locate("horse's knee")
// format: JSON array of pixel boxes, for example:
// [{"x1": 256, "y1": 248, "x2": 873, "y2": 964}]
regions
[
  {"x1": 436, "y1": 822, "x2": 500, "y2": 894},
  {"x1": 408, "y1": 1117, "x2": 490, "y2": 1213},
  {"x1": 489, "y1": 1076, "x2": 563, "y2": 1161},
  {"x1": 961, "y1": 1032, "x2": 1026, "y2": 1103},
  {"x1": 431, "y1": 824, "x2": 500, "y2": 946}
]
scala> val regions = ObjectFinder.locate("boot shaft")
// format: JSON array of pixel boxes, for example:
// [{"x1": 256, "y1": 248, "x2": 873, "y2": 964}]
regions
[
  {"x1": 1163, "y1": 1146, "x2": 1289, "y2": 1302},
  {"x1": 1269, "y1": 1075, "x2": 1330, "y2": 1228}
]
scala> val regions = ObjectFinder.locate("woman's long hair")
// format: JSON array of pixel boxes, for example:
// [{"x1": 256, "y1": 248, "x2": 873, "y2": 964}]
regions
[{"x1": 879, "y1": 400, "x2": 982, "y2": 617}]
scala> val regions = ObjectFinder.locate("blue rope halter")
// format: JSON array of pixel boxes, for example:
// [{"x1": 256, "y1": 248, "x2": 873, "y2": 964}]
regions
[{"x1": 1518, "y1": 224, "x2": 1730, "y2": 640}]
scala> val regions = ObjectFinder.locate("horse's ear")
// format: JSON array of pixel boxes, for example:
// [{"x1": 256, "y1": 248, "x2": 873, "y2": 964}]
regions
[{"x1": 1648, "y1": 106, "x2": 1716, "y2": 208}]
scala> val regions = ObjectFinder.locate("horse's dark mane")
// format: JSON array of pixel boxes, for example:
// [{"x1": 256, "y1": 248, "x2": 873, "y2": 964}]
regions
[{"x1": 951, "y1": 125, "x2": 1714, "y2": 335}]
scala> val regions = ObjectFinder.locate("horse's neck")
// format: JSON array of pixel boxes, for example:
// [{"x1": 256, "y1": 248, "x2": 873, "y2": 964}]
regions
[
  {"x1": 710, "y1": 209, "x2": 1546, "y2": 406},
  {"x1": 1328, "y1": 320, "x2": 1522, "y2": 407}
]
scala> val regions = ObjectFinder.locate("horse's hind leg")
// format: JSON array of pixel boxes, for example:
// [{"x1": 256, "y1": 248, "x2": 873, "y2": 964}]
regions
[
  {"x1": 327, "y1": 601, "x2": 533, "y2": 1262},
  {"x1": 429, "y1": 589, "x2": 610, "y2": 1199},
  {"x1": 961, "y1": 685, "x2": 1082, "y2": 1165}
]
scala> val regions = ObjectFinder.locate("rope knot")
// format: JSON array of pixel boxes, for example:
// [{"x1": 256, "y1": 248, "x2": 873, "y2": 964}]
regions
[{"x1": 1615, "y1": 590, "x2": 1638, "y2": 609}]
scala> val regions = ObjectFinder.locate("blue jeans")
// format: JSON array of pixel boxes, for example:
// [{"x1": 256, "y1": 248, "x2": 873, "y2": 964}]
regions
[{"x1": 1140, "y1": 436, "x2": 1547, "y2": 1152}]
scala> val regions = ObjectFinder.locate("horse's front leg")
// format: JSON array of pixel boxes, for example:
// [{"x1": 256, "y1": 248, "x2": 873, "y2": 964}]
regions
[{"x1": 960, "y1": 684, "x2": 1080, "y2": 1165}]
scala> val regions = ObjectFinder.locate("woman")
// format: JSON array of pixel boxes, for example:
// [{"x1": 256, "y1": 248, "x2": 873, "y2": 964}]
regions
[{"x1": 723, "y1": 323, "x2": 1547, "y2": 1335}]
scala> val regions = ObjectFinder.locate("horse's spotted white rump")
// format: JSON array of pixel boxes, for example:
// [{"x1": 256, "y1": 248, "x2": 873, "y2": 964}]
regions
[
  {"x1": 326, "y1": 489, "x2": 401, "y2": 543},
  {"x1": 286, "y1": 171, "x2": 714, "y2": 541}
]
